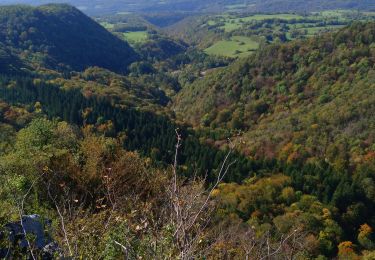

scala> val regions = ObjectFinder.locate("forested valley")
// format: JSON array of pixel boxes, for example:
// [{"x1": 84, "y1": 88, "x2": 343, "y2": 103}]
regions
[{"x1": 0, "y1": 2, "x2": 374, "y2": 259}]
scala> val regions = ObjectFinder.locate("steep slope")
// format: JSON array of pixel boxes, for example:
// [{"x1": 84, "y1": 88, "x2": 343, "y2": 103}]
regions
[
  {"x1": 174, "y1": 22, "x2": 375, "y2": 164},
  {"x1": 0, "y1": 4, "x2": 138, "y2": 72},
  {"x1": 0, "y1": 43, "x2": 28, "y2": 74}
]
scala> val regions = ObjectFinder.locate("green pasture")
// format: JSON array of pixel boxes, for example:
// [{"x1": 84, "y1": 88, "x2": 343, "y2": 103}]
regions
[
  {"x1": 122, "y1": 31, "x2": 149, "y2": 43},
  {"x1": 100, "y1": 22, "x2": 115, "y2": 29},
  {"x1": 211, "y1": 13, "x2": 305, "y2": 32},
  {"x1": 205, "y1": 36, "x2": 259, "y2": 57}
]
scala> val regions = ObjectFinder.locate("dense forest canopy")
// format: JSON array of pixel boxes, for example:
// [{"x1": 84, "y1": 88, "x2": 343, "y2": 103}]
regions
[
  {"x1": 174, "y1": 22, "x2": 375, "y2": 161},
  {"x1": 0, "y1": 2, "x2": 374, "y2": 259}
]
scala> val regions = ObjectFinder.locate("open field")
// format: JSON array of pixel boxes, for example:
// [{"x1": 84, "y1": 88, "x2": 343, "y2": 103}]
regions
[
  {"x1": 198, "y1": 10, "x2": 375, "y2": 58},
  {"x1": 235, "y1": 13, "x2": 304, "y2": 21},
  {"x1": 122, "y1": 31, "x2": 149, "y2": 43},
  {"x1": 303, "y1": 25, "x2": 345, "y2": 35},
  {"x1": 100, "y1": 22, "x2": 115, "y2": 29},
  {"x1": 206, "y1": 13, "x2": 305, "y2": 32},
  {"x1": 205, "y1": 36, "x2": 259, "y2": 57},
  {"x1": 225, "y1": 4, "x2": 247, "y2": 10}
]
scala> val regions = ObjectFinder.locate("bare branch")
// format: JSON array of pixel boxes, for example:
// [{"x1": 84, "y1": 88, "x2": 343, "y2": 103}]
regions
[
  {"x1": 47, "y1": 182, "x2": 73, "y2": 257},
  {"x1": 169, "y1": 132, "x2": 237, "y2": 259}
]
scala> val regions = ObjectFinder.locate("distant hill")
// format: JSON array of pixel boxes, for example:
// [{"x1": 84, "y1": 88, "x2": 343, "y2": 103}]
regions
[
  {"x1": 1, "y1": 0, "x2": 375, "y2": 15},
  {"x1": 0, "y1": 0, "x2": 218, "y2": 15},
  {"x1": 0, "y1": 4, "x2": 138, "y2": 73},
  {"x1": 251, "y1": 0, "x2": 375, "y2": 12}
]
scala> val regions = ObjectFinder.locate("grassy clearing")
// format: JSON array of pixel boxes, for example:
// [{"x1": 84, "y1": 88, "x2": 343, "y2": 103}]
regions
[
  {"x1": 315, "y1": 10, "x2": 350, "y2": 17},
  {"x1": 205, "y1": 36, "x2": 259, "y2": 57},
  {"x1": 203, "y1": 10, "x2": 347, "y2": 57},
  {"x1": 237, "y1": 14, "x2": 304, "y2": 21},
  {"x1": 116, "y1": 11, "x2": 132, "y2": 15},
  {"x1": 225, "y1": 4, "x2": 247, "y2": 11},
  {"x1": 363, "y1": 11, "x2": 375, "y2": 16},
  {"x1": 299, "y1": 25, "x2": 345, "y2": 36},
  {"x1": 222, "y1": 22, "x2": 242, "y2": 31},
  {"x1": 212, "y1": 13, "x2": 305, "y2": 32},
  {"x1": 201, "y1": 10, "x2": 373, "y2": 56},
  {"x1": 122, "y1": 31, "x2": 148, "y2": 43},
  {"x1": 100, "y1": 22, "x2": 114, "y2": 29},
  {"x1": 311, "y1": 10, "x2": 375, "y2": 21},
  {"x1": 207, "y1": 20, "x2": 217, "y2": 26}
]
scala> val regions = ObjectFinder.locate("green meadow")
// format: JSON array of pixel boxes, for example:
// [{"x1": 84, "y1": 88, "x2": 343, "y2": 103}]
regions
[
  {"x1": 205, "y1": 36, "x2": 259, "y2": 57},
  {"x1": 122, "y1": 31, "x2": 149, "y2": 43},
  {"x1": 202, "y1": 10, "x2": 371, "y2": 57},
  {"x1": 100, "y1": 22, "x2": 115, "y2": 29},
  {"x1": 207, "y1": 13, "x2": 305, "y2": 32}
]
